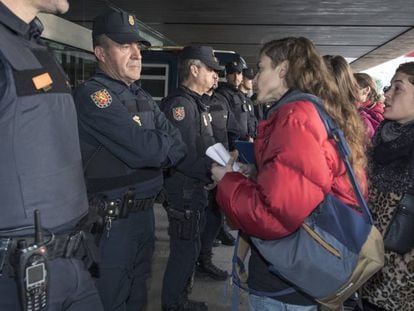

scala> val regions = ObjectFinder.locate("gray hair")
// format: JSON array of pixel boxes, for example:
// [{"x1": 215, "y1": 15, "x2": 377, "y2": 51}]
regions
[
  {"x1": 92, "y1": 34, "x2": 110, "y2": 49},
  {"x1": 179, "y1": 59, "x2": 203, "y2": 83}
]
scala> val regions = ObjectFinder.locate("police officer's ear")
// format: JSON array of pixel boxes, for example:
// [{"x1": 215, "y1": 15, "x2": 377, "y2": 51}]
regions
[
  {"x1": 190, "y1": 64, "x2": 200, "y2": 78},
  {"x1": 94, "y1": 45, "x2": 106, "y2": 63}
]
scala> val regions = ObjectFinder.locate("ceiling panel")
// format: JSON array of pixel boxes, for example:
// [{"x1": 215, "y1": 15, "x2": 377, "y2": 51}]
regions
[
  {"x1": 149, "y1": 25, "x2": 407, "y2": 46},
  {"x1": 64, "y1": 0, "x2": 414, "y2": 69}
]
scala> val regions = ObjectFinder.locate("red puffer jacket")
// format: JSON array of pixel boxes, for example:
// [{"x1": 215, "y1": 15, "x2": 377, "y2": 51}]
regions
[{"x1": 216, "y1": 97, "x2": 367, "y2": 240}]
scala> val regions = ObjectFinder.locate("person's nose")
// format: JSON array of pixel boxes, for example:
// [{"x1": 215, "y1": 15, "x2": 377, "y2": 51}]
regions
[
  {"x1": 131, "y1": 43, "x2": 142, "y2": 59},
  {"x1": 384, "y1": 87, "x2": 392, "y2": 100}
]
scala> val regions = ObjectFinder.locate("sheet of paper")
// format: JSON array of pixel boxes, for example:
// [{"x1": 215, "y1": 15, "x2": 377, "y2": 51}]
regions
[{"x1": 206, "y1": 143, "x2": 240, "y2": 171}]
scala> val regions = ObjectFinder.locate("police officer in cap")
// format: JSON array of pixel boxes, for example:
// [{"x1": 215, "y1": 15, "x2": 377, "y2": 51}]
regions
[
  {"x1": 73, "y1": 8, "x2": 186, "y2": 311},
  {"x1": 215, "y1": 60, "x2": 258, "y2": 247},
  {"x1": 195, "y1": 71, "x2": 238, "y2": 281},
  {"x1": 160, "y1": 46, "x2": 222, "y2": 311},
  {"x1": 240, "y1": 67, "x2": 258, "y2": 132},
  {"x1": 240, "y1": 67, "x2": 255, "y2": 97},
  {"x1": 0, "y1": 0, "x2": 103, "y2": 310},
  {"x1": 217, "y1": 60, "x2": 257, "y2": 144}
]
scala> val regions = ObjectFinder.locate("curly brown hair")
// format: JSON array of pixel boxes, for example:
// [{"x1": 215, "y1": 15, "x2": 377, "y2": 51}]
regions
[
  {"x1": 323, "y1": 55, "x2": 360, "y2": 105},
  {"x1": 354, "y1": 72, "x2": 382, "y2": 103},
  {"x1": 260, "y1": 37, "x2": 366, "y2": 182}
]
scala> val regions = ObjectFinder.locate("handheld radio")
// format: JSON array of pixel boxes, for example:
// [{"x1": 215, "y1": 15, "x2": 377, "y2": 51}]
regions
[{"x1": 15, "y1": 210, "x2": 49, "y2": 311}]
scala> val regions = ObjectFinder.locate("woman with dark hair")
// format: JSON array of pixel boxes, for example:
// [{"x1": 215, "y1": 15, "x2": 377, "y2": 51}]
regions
[
  {"x1": 360, "y1": 62, "x2": 414, "y2": 311},
  {"x1": 354, "y1": 72, "x2": 384, "y2": 139},
  {"x1": 211, "y1": 37, "x2": 367, "y2": 310}
]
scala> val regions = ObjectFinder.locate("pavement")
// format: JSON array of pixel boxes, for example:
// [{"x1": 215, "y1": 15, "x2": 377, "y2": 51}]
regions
[{"x1": 146, "y1": 204, "x2": 249, "y2": 311}]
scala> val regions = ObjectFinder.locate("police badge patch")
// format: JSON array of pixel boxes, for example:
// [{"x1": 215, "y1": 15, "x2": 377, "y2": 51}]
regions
[
  {"x1": 172, "y1": 107, "x2": 185, "y2": 121},
  {"x1": 90, "y1": 89, "x2": 112, "y2": 108}
]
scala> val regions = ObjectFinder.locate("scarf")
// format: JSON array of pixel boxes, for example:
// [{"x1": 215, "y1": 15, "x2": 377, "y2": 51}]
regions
[{"x1": 369, "y1": 120, "x2": 414, "y2": 193}]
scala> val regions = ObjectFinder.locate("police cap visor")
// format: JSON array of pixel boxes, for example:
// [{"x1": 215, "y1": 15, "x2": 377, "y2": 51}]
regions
[
  {"x1": 225, "y1": 61, "x2": 243, "y2": 74},
  {"x1": 180, "y1": 46, "x2": 222, "y2": 71}
]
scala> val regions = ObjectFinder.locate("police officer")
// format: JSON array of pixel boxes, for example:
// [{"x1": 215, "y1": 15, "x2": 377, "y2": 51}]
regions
[
  {"x1": 240, "y1": 67, "x2": 255, "y2": 97},
  {"x1": 73, "y1": 8, "x2": 186, "y2": 311},
  {"x1": 240, "y1": 67, "x2": 258, "y2": 133},
  {"x1": 195, "y1": 75, "x2": 238, "y2": 281},
  {"x1": 160, "y1": 46, "x2": 221, "y2": 311},
  {"x1": 215, "y1": 60, "x2": 258, "y2": 246},
  {"x1": 0, "y1": 0, "x2": 103, "y2": 310},
  {"x1": 217, "y1": 60, "x2": 257, "y2": 144}
]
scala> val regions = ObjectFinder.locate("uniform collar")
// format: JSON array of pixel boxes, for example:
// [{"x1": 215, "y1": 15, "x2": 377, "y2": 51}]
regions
[
  {"x1": 94, "y1": 69, "x2": 142, "y2": 95},
  {"x1": 220, "y1": 82, "x2": 239, "y2": 92},
  {"x1": 180, "y1": 86, "x2": 209, "y2": 112},
  {"x1": 0, "y1": 2, "x2": 33, "y2": 37},
  {"x1": 95, "y1": 70, "x2": 128, "y2": 90},
  {"x1": 180, "y1": 85, "x2": 203, "y2": 100}
]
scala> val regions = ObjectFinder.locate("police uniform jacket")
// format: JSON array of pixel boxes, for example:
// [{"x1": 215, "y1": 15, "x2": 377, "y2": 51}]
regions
[
  {"x1": 160, "y1": 86, "x2": 215, "y2": 183},
  {"x1": 0, "y1": 4, "x2": 88, "y2": 231},
  {"x1": 216, "y1": 82, "x2": 256, "y2": 140},
  {"x1": 243, "y1": 92, "x2": 258, "y2": 138},
  {"x1": 74, "y1": 71, "x2": 186, "y2": 199},
  {"x1": 203, "y1": 92, "x2": 239, "y2": 150}
]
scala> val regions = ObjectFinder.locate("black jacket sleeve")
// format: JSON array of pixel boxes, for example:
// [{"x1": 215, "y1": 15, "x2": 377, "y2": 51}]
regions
[{"x1": 151, "y1": 96, "x2": 187, "y2": 167}]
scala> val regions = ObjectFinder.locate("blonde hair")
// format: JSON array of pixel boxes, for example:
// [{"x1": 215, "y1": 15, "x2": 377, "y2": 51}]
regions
[{"x1": 260, "y1": 37, "x2": 366, "y2": 182}]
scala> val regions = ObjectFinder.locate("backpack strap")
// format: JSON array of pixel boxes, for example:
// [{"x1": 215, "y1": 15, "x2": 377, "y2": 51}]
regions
[{"x1": 311, "y1": 102, "x2": 373, "y2": 225}]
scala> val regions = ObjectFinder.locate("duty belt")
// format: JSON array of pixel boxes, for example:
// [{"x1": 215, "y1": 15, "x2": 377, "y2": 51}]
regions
[
  {"x1": 0, "y1": 231, "x2": 84, "y2": 275},
  {"x1": 165, "y1": 206, "x2": 201, "y2": 221},
  {"x1": 105, "y1": 197, "x2": 155, "y2": 213}
]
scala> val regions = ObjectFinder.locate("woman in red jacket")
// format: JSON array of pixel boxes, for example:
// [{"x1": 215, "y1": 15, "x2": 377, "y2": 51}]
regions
[{"x1": 211, "y1": 37, "x2": 367, "y2": 310}]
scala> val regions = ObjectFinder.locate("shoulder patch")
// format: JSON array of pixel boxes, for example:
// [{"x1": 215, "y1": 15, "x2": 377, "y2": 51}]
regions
[
  {"x1": 173, "y1": 106, "x2": 185, "y2": 121},
  {"x1": 90, "y1": 89, "x2": 112, "y2": 108}
]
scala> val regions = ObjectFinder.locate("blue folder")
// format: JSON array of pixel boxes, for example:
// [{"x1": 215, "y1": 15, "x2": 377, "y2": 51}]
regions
[{"x1": 234, "y1": 140, "x2": 256, "y2": 164}]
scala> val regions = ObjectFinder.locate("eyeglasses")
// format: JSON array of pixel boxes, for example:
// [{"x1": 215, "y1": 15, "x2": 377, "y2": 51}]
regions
[{"x1": 383, "y1": 86, "x2": 390, "y2": 93}]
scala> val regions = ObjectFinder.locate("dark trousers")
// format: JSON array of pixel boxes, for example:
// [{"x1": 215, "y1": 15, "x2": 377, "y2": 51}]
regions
[
  {"x1": 161, "y1": 175, "x2": 208, "y2": 307},
  {"x1": 96, "y1": 208, "x2": 155, "y2": 311},
  {"x1": 199, "y1": 190, "x2": 223, "y2": 259},
  {"x1": 0, "y1": 257, "x2": 103, "y2": 310}
]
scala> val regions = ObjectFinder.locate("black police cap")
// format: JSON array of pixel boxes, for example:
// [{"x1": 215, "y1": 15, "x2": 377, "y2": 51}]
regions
[
  {"x1": 179, "y1": 46, "x2": 223, "y2": 71},
  {"x1": 225, "y1": 61, "x2": 243, "y2": 74},
  {"x1": 243, "y1": 68, "x2": 255, "y2": 80},
  {"x1": 92, "y1": 8, "x2": 151, "y2": 46}
]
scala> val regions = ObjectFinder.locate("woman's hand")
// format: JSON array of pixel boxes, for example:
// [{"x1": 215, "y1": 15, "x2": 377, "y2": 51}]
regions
[
  {"x1": 211, "y1": 152, "x2": 238, "y2": 183},
  {"x1": 204, "y1": 181, "x2": 217, "y2": 190},
  {"x1": 238, "y1": 163, "x2": 257, "y2": 179}
]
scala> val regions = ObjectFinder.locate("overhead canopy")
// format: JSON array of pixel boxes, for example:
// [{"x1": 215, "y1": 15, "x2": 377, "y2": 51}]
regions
[{"x1": 64, "y1": 0, "x2": 414, "y2": 71}]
